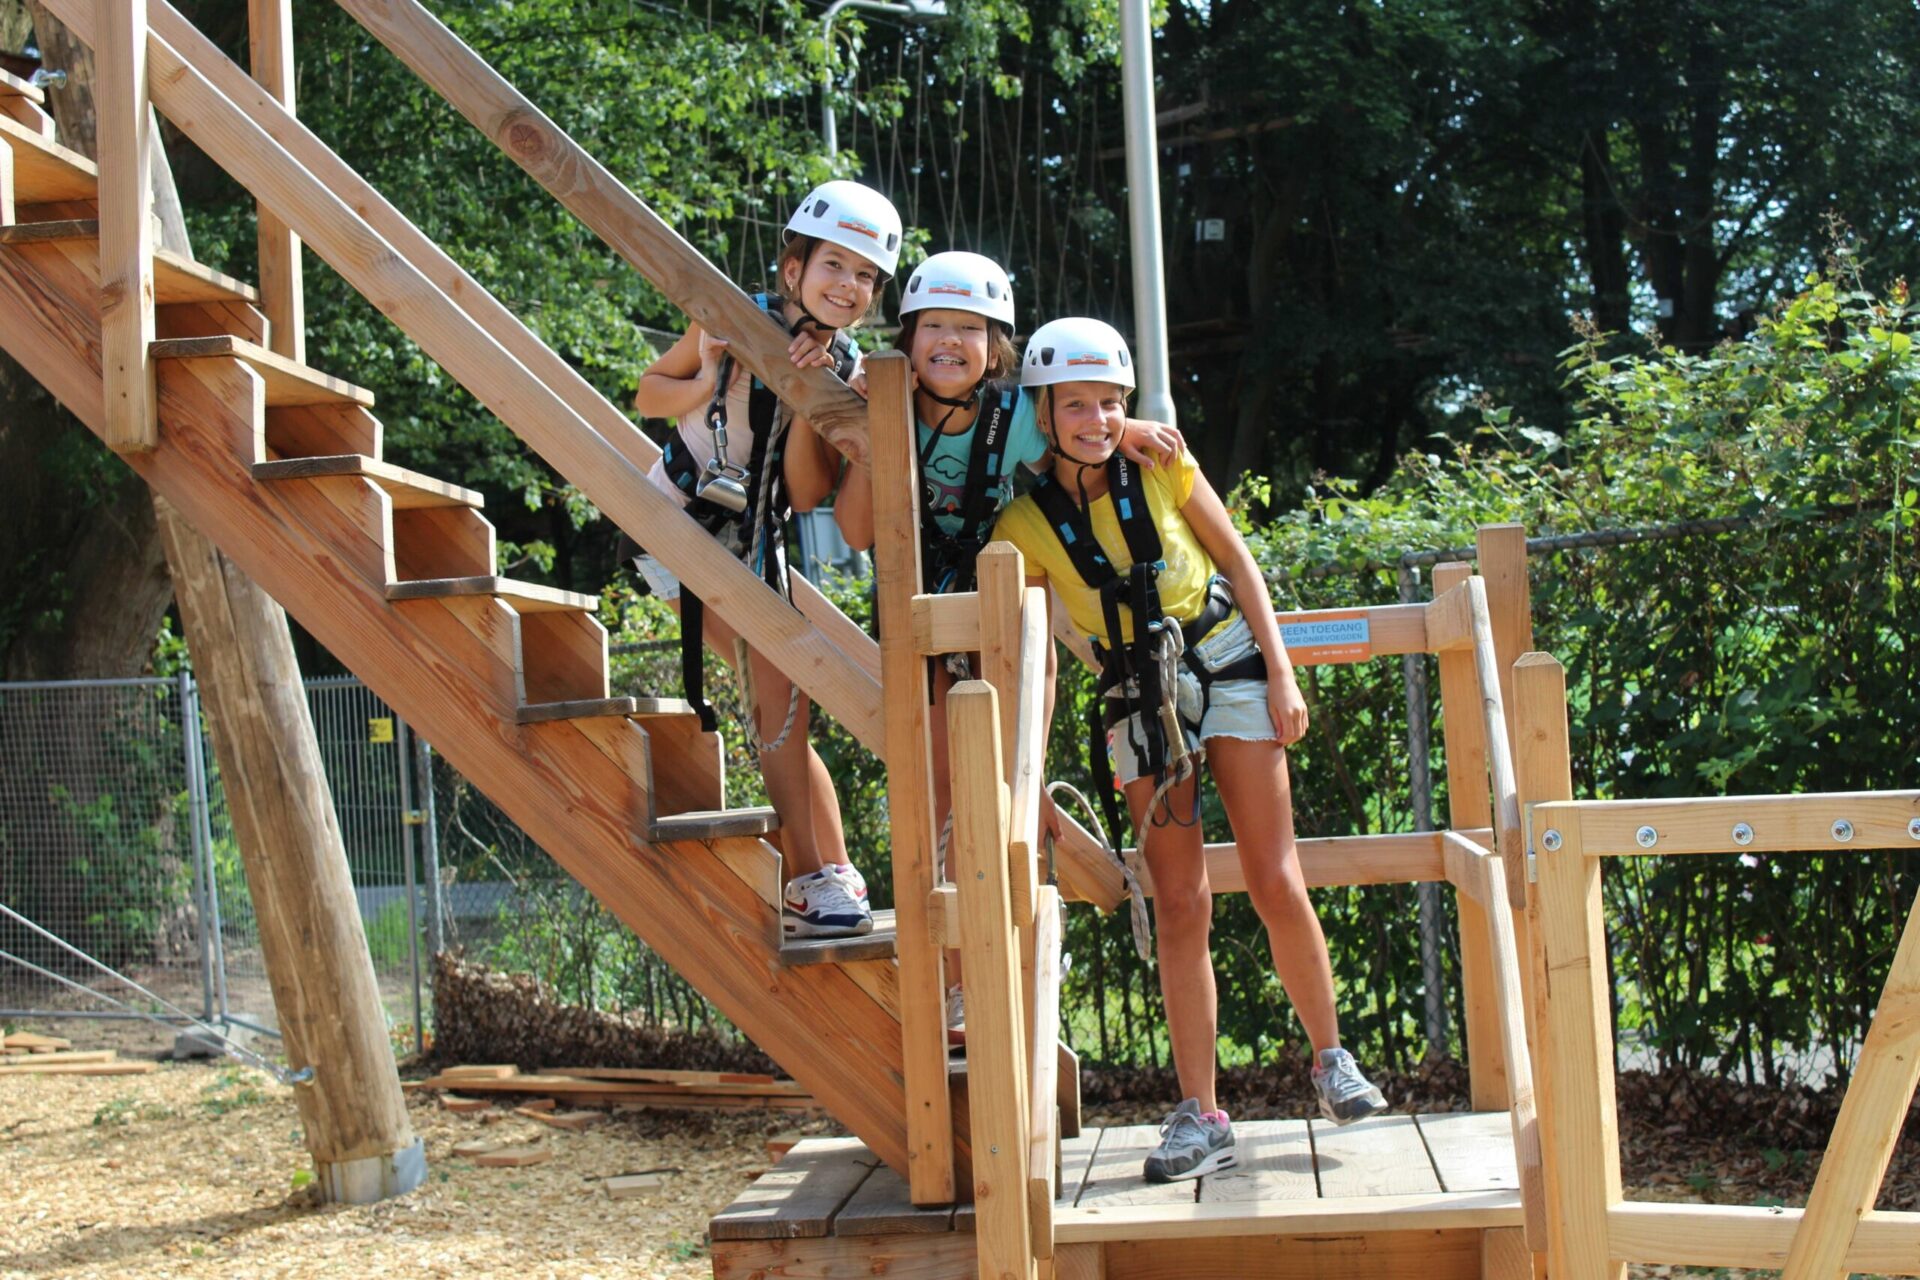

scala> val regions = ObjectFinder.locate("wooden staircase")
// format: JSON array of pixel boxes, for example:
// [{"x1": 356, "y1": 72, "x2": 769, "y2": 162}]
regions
[{"x1": 0, "y1": 107, "x2": 937, "y2": 1176}]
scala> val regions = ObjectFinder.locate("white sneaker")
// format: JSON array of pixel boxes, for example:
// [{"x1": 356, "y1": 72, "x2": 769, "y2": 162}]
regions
[
  {"x1": 783, "y1": 868, "x2": 874, "y2": 939},
  {"x1": 945, "y1": 984, "x2": 966, "y2": 1045},
  {"x1": 827, "y1": 861, "x2": 868, "y2": 904}
]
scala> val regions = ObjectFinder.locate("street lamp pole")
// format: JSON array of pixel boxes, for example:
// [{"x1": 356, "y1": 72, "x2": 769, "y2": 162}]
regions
[{"x1": 818, "y1": 0, "x2": 944, "y2": 157}]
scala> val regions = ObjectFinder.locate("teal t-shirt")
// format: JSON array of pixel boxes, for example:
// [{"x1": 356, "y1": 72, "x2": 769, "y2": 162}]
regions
[{"x1": 916, "y1": 384, "x2": 1046, "y2": 538}]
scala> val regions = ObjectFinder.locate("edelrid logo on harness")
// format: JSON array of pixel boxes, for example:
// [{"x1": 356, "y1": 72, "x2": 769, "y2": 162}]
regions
[
  {"x1": 1066, "y1": 351, "x2": 1112, "y2": 367},
  {"x1": 837, "y1": 216, "x2": 882, "y2": 240},
  {"x1": 928, "y1": 281, "x2": 974, "y2": 296}
]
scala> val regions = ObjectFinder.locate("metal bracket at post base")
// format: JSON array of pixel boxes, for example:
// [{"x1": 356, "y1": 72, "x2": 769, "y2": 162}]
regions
[{"x1": 315, "y1": 1138, "x2": 427, "y2": 1205}]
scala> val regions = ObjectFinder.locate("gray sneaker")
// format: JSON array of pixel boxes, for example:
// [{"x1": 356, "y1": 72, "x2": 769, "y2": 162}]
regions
[
  {"x1": 1142, "y1": 1098, "x2": 1237, "y2": 1183},
  {"x1": 1312, "y1": 1047, "x2": 1388, "y2": 1125}
]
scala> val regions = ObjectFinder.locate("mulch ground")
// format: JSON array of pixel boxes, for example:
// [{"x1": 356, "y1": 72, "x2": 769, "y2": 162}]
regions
[{"x1": 3, "y1": 1037, "x2": 1916, "y2": 1278}]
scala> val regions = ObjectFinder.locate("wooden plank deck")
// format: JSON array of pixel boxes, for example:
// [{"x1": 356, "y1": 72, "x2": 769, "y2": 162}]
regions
[{"x1": 714, "y1": 1114, "x2": 1522, "y2": 1241}]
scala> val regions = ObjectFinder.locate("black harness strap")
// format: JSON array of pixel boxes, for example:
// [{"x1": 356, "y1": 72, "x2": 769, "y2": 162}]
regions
[
  {"x1": 919, "y1": 381, "x2": 1018, "y2": 594},
  {"x1": 662, "y1": 293, "x2": 857, "y2": 730}
]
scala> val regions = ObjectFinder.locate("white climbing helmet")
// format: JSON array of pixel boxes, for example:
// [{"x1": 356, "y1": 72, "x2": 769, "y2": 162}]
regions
[
  {"x1": 1019, "y1": 317, "x2": 1135, "y2": 390},
  {"x1": 899, "y1": 251, "x2": 1015, "y2": 328},
  {"x1": 784, "y1": 180, "x2": 904, "y2": 279}
]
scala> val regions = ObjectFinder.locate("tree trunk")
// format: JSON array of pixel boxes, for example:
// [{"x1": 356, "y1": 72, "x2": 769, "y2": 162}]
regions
[{"x1": 21, "y1": 0, "x2": 424, "y2": 1202}]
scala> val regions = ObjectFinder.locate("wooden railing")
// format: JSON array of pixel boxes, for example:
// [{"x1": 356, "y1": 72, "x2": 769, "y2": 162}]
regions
[{"x1": 1521, "y1": 652, "x2": 1920, "y2": 1278}]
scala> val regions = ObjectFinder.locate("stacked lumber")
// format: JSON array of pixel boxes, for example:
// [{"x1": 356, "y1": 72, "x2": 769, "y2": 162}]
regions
[
  {"x1": 412, "y1": 1064, "x2": 817, "y2": 1112},
  {"x1": 0, "y1": 1036, "x2": 156, "y2": 1077}
]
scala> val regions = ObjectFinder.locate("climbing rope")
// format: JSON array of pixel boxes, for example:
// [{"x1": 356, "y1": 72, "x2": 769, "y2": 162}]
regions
[{"x1": 1047, "y1": 780, "x2": 1155, "y2": 963}]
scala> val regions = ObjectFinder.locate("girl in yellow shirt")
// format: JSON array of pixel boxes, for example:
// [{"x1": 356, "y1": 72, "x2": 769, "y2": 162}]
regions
[{"x1": 991, "y1": 317, "x2": 1386, "y2": 1183}]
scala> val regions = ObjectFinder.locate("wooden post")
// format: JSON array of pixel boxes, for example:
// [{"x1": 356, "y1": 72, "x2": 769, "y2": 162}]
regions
[
  {"x1": 1475, "y1": 524, "x2": 1532, "y2": 747},
  {"x1": 155, "y1": 491, "x2": 424, "y2": 1203},
  {"x1": 1432, "y1": 562, "x2": 1505, "y2": 1111},
  {"x1": 1518, "y1": 655, "x2": 1622, "y2": 1279},
  {"x1": 96, "y1": 0, "x2": 156, "y2": 451},
  {"x1": 951, "y1": 679, "x2": 1035, "y2": 1280},
  {"x1": 979, "y1": 544, "x2": 1034, "y2": 929},
  {"x1": 1512, "y1": 651, "x2": 1576, "y2": 1274},
  {"x1": 867, "y1": 351, "x2": 954, "y2": 1205},
  {"x1": 247, "y1": 0, "x2": 302, "y2": 361}
]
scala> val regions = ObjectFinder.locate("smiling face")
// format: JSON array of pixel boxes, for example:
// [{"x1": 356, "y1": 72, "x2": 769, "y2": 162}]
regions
[
  {"x1": 1043, "y1": 380, "x2": 1130, "y2": 467},
  {"x1": 907, "y1": 308, "x2": 992, "y2": 399},
  {"x1": 782, "y1": 239, "x2": 881, "y2": 331}
]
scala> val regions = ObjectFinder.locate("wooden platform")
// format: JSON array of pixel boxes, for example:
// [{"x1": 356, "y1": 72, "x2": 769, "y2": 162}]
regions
[{"x1": 709, "y1": 1114, "x2": 1528, "y2": 1279}]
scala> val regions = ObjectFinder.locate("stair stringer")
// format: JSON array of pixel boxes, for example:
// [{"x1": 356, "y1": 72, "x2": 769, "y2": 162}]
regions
[{"x1": 0, "y1": 243, "x2": 956, "y2": 1182}]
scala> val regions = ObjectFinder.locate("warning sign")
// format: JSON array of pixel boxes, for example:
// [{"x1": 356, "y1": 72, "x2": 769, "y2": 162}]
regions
[
  {"x1": 368, "y1": 717, "x2": 395, "y2": 744},
  {"x1": 1279, "y1": 612, "x2": 1373, "y2": 666}
]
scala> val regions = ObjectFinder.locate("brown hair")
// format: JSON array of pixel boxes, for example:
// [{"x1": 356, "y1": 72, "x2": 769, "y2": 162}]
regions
[
  {"x1": 774, "y1": 235, "x2": 885, "y2": 327},
  {"x1": 891, "y1": 310, "x2": 1019, "y2": 381}
]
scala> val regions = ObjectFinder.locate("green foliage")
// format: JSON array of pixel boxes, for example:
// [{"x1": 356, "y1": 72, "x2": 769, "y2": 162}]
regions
[{"x1": 198, "y1": 1067, "x2": 268, "y2": 1116}]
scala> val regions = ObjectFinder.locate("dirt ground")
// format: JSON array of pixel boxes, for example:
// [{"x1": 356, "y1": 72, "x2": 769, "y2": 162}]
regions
[{"x1": 0, "y1": 1047, "x2": 822, "y2": 1280}]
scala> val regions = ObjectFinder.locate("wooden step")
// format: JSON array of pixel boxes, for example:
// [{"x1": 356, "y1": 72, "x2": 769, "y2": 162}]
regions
[
  {"x1": 0, "y1": 112, "x2": 95, "y2": 204},
  {"x1": 0, "y1": 221, "x2": 260, "y2": 306},
  {"x1": 151, "y1": 335, "x2": 372, "y2": 408},
  {"x1": 649, "y1": 807, "x2": 780, "y2": 842},
  {"x1": 253, "y1": 455, "x2": 481, "y2": 509},
  {"x1": 0, "y1": 69, "x2": 46, "y2": 104},
  {"x1": 0, "y1": 71, "x2": 54, "y2": 141},
  {"x1": 385, "y1": 576, "x2": 598, "y2": 612},
  {"x1": 514, "y1": 694, "x2": 705, "y2": 724},
  {"x1": 780, "y1": 909, "x2": 897, "y2": 966}
]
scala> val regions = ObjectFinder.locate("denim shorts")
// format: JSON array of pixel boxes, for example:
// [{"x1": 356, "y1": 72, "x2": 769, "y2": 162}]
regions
[{"x1": 1105, "y1": 613, "x2": 1277, "y2": 785}]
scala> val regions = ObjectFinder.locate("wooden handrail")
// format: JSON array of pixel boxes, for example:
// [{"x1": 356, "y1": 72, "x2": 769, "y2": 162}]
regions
[
  {"x1": 37, "y1": 0, "x2": 890, "y2": 752},
  {"x1": 1468, "y1": 576, "x2": 1528, "y2": 909},
  {"x1": 1532, "y1": 792, "x2": 1920, "y2": 857},
  {"x1": 329, "y1": 0, "x2": 872, "y2": 464}
]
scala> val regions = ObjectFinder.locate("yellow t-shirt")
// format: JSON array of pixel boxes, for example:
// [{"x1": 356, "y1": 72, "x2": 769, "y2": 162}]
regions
[{"x1": 991, "y1": 449, "x2": 1217, "y2": 645}]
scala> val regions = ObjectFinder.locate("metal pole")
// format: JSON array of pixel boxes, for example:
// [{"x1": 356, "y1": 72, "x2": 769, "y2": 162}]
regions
[
  {"x1": 820, "y1": 0, "x2": 850, "y2": 155},
  {"x1": 180, "y1": 670, "x2": 215, "y2": 1023},
  {"x1": 416, "y1": 732, "x2": 444, "y2": 962},
  {"x1": 1398, "y1": 565, "x2": 1448, "y2": 1056},
  {"x1": 1118, "y1": 0, "x2": 1176, "y2": 426},
  {"x1": 182, "y1": 672, "x2": 231, "y2": 1024},
  {"x1": 396, "y1": 716, "x2": 424, "y2": 1056}
]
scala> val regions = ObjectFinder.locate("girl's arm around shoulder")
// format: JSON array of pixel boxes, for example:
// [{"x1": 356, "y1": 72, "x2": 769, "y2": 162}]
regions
[
  {"x1": 1117, "y1": 416, "x2": 1186, "y2": 469},
  {"x1": 1178, "y1": 468, "x2": 1309, "y2": 745},
  {"x1": 634, "y1": 325, "x2": 727, "y2": 421}
]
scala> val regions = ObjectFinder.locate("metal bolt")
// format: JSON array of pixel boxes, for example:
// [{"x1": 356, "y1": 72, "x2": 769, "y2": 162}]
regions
[
  {"x1": 1832, "y1": 819, "x2": 1855, "y2": 843},
  {"x1": 976, "y1": 871, "x2": 984, "y2": 880},
  {"x1": 1635, "y1": 825, "x2": 1658, "y2": 848},
  {"x1": 30, "y1": 68, "x2": 68, "y2": 91},
  {"x1": 1732, "y1": 823, "x2": 1754, "y2": 846},
  {"x1": 1908, "y1": 818, "x2": 1920, "y2": 841},
  {"x1": 990, "y1": 1145, "x2": 999, "y2": 1155},
  {"x1": 1540, "y1": 829, "x2": 1563, "y2": 853}
]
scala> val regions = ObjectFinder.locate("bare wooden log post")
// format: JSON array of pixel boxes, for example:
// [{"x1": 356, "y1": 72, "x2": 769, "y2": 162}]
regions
[
  {"x1": 246, "y1": 0, "x2": 301, "y2": 361},
  {"x1": 156, "y1": 505, "x2": 425, "y2": 1202},
  {"x1": 95, "y1": 0, "x2": 155, "y2": 451},
  {"x1": 867, "y1": 350, "x2": 955, "y2": 1204},
  {"x1": 950, "y1": 679, "x2": 1035, "y2": 1280},
  {"x1": 1431, "y1": 562, "x2": 1506, "y2": 1112}
]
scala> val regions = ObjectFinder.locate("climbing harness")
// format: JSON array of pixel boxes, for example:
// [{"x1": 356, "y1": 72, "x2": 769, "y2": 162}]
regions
[
  {"x1": 918, "y1": 379, "x2": 1020, "y2": 597},
  {"x1": 0, "y1": 901, "x2": 313, "y2": 1086},
  {"x1": 655, "y1": 293, "x2": 857, "y2": 751}
]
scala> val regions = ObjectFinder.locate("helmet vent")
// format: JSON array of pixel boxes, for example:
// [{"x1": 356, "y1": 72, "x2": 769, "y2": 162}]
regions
[
  {"x1": 811, "y1": 200, "x2": 829, "y2": 218},
  {"x1": 1040, "y1": 347, "x2": 1056, "y2": 366},
  {"x1": 1119, "y1": 349, "x2": 1131, "y2": 368},
  {"x1": 909, "y1": 277, "x2": 922, "y2": 293}
]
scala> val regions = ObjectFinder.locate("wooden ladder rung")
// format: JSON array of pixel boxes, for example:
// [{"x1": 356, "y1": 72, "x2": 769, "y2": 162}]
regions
[
  {"x1": 0, "y1": 113, "x2": 96, "y2": 204},
  {"x1": 254, "y1": 455, "x2": 480, "y2": 509},
  {"x1": 779, "y1": 910, "x2": 898, "y2": 966},
  {"x1": 516, "y1": 695, "x2": 638, "y2": 724},
  {"x1": 151, "y1": 335, "x2": 373, "y2": 408},
  {"x1": 385, "y1": 576, "x2": 598, "y2": 612},
  {"x1": 0, "y1": 220, "x2": 259, "y2": 308},
  {"x1": 649, "y1": 807, "x2": 779, "y2": 843}
]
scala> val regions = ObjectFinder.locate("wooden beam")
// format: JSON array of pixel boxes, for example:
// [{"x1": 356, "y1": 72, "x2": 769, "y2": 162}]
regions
[
  {"x1": 1534, "y1": 792, "x2": 1920, "y2": 857},
  {"x1": 1052, "y1": 1189, "x2": 1525, "y2": 1243},
  {"x1": 1468, "y1": 577, "x2": 1527, "y2": 909},
  {"x1": 1433, "y1": 563, "x2": 1506, "y2": 1113},
  {"x1": 248, "y1": 0, "x2": 303, "y2": 361},
  {"x1": 1512, "y1": 651, "x2": 1576, "y2": 1276},
  {"x1": 1607, "y1": 1202, "x2": 1920, "y2": 1273},
  {"x1": 97, "y1": 0, "x2": 156, "y2": 452},
  {"x1": 327, "y1": 0, "x2": 872, "y2": 462},
  {"x1": 1052, "y1": 810, "x2": 1127, "y2": 912},
  {"x1": 1129, "y1": 831, "x2": 1449, "y2": 895},
  {"x1": 1028, "y1": 887, "x2": 1063, "y2": 1264},
  {"x1": 1007, "y1": 587, "x2": 1049, "y2": 915},
  {"x1": 979, "y1": 546, "x2": 1034, "y2": 928},
  {"x1": 1781, "y1": 885, "x2": 1920, "y2": 1277},
  {"x1": 1531, "y1": 744, "x2": 1624, "y2": 1277},
  {"x1": 951, "y1": 679, "x2": 1035, "y2": 1280},
  {"x1": 911, "y1": 590, "x2": 980, "y2": 655},
  {"x1": 867, "y1": 353, "x2": 953, "y2": 1204},
  {"x1": 1476, "y1": 523, "x2": 1533, "y2": 745}
]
